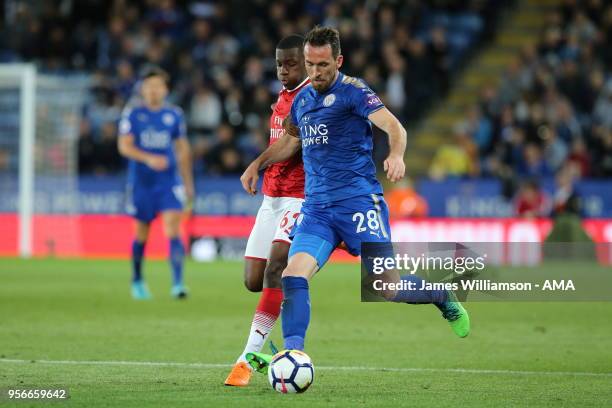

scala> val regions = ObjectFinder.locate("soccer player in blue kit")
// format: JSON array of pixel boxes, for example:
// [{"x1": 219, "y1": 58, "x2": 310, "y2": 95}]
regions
[
  {"x1": 240, "y1": 27, "x2": 469, "y2": 371},
  {"x1": 118, "y1": 67, "x2": 194, "y2": 300}
]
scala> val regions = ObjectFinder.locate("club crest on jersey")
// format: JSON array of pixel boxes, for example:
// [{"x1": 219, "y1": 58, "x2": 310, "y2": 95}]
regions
[
  {"x1": 323, "y1": 94, "x2": 336, "y2": 107},
  {"x1": 162, "y1": 113, "x2": 175, "y2": 126}
]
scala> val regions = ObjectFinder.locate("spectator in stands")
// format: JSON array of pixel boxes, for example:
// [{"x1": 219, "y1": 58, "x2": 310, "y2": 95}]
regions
[
  {"x1": 94, "y1": 122, "x2": 123, "y2": 174},
  {"x1": 518, "y1": 143, "x2": 553, "y2": 178},
  {"x1": 498, "y1": 59, "x2": 524, "y2": 106},
  {"x1": 115, "y1": 59, "x2": 136, "y2": 100},
  {"x1": 514, "y1": 180, "x2": 550, "y2": 218},
  {"x1": 429, "y1": 124, "x2": 479, "y2": 180},
  {"x1": 78, "y1": 119, "x2": 96, "y2": 174},
  {"x1": 556, "y1": 58, "x2": 589, "y2": 113},
  {"x1": 204, "y1": 123, "x2": 244, "y2": 175},
  {"x1": 384, "y1": 53, "x2": 407, "y2": 118},
  {"x1": 189, "y1": 84, "x2": 222, "y2": 133},
  {"x1": 0, "y1": 1, "x2": 514, "y2": 176},
  {"x1": 463, "y1": 104, "x2": 493, "y2": 154},
  {"x1": 552, "y1": 163, "x2": 581, "y2": 216},
  {"x1": 146, "y1": 0, "x2": 185, "y2": 39},
  {"x1": 592, "y1": 125, "x2": 612, "y2": 177},
  {"x1": 427, "y1": 26, "x2": 451, "y2": 96},
  {"x1": 566, "y1": 137, "x2": 590, "y2": 177},
  {"x1": 386, "y1": 179, "x2": 428, "y2": 218},
  {"x1": 541, "y1": 126, "x2": 568, "y2": 172},
  {"x1": 553, "y1": 98, "x2": 582, "y2": 143},
  {"x1": 474, "y1": 0, "x2": 612, "y2": 187},
  {"x1": 593, "y1": 80, "x2": 612, "y2": 129}
]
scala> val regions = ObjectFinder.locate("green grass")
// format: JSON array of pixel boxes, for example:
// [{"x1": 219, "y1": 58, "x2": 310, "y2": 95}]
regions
[{"x1": 0, "y1": 258, "x2": 611, "y2": 407}]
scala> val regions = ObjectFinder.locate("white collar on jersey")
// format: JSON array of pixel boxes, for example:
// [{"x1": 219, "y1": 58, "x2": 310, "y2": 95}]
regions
[{"x1": 283, "y1": 77, "x2": 310, "y2": 93}]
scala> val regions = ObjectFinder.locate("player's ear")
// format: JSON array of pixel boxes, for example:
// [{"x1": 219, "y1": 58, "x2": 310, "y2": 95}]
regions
[{"x1": 336, "y1": 54, "x2": 344, "y2": 69}]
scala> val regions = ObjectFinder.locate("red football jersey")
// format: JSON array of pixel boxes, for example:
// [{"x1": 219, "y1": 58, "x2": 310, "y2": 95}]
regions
[{"x1": 262, "y1": 78, "x2": 309, "y2": 198}]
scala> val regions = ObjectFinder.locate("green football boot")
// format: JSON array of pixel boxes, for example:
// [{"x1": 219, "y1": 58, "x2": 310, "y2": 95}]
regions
[
  {"x1": 245, "y1": 351, "x2": 273, "y2": 374},
  {"x1": 245, "y1": 341, "x2": 279, "y2": 374},
  {"x1": 440, "y1": 290, "x2": 470, "y2": 338}
]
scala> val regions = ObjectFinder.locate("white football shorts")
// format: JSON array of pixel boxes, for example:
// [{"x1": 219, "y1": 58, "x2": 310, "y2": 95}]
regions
[{"x1": 244, "y1": 195, "x2": 304, "y2": 260}]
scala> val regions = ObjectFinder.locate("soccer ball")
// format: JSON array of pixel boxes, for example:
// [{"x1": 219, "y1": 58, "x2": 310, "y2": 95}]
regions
[{"x1": 267, "y1": 350, "x2": 314, "y2": 393}]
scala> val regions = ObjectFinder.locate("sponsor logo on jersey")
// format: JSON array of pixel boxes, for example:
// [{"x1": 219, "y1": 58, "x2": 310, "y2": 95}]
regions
[
  {"x1": 300, "y1": 123, "x2": 329, "y2": 148},
  {"x1": 323, "y1": 94, "x2": 336, "y2": 107},
  {"x1": 367, "y1": 94, "x2": 382, "y2": 106},
  {"x1": 300, "y1": 123, "x2": 328, "y2": 137},
  {"x1": 270, "y1": 128, "x2": 284, "y2": 140},
  {"x1": 141, "y1": 128, "x2": 171, "y2": 149}
]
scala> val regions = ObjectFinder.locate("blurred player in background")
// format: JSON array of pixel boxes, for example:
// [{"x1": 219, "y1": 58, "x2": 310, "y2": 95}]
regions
[
  {"x1": 117, "y1": 66, "x2": 194, "y2": 300},
  {"x1": 224, "y1": 34, "x2": 310, "y2": 387},
  {"x1": 242, "y1": 27, "x2": 470, "y2": 372}
]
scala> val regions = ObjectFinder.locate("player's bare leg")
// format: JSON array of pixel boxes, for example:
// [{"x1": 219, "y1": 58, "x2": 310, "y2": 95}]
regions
[
  {"x1": 131, "y1": 221, "x2": 151, "y2": 300},
  {"x1": 243, "y1": 258, "x2": 266, "y2": 292},
  {"x1": 283, "y1": 252, "x2": 319, "y2": 279},
  {"x1": 225, "y1": 242, "x2": 289, "y2": 386},
  {"x1": 162, "y1": 210, "x2": 187, "y2": 299}
]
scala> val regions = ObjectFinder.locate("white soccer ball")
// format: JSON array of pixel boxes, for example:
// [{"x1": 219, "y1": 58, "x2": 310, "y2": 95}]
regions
[{"x1": 267, "y1": 350, "x2": 314, "y2": 393}]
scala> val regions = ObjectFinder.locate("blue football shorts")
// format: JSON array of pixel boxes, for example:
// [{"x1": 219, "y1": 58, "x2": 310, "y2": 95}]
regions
[
  {"x1": 288, "y1": 194, "x2": 392, "y2": 268},
  {"x1": 126, "y1": 183, "x2": 185, "y2": 223}
]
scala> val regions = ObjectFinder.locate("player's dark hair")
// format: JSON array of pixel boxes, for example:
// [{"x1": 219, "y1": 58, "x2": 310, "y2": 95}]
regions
[
  {"x1": 304, "y1": 26, "x2": 341, "y2": 58},
  {"x1": 276, "y1": 34, "x2": 305, "y2": 51},
  {"x1": 139, "y1": 65, "x2": 169, "y2": 85}
]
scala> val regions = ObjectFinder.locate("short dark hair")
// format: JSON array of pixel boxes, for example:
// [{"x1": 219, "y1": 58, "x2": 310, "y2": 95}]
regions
[
  {"x1": 276, "y1": 34, "x2": 305, "y2": 51},
  {"x1": 304, "y1": 26, "x2": 341, "y2": 58},
  {"x1": 139, "y1": 65, "x2": 169, "y2": 84}
]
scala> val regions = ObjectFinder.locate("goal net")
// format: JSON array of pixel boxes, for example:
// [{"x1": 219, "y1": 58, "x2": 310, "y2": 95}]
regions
[{"x1": 0, "y1": 64, "x2": 88, "y2": 257}]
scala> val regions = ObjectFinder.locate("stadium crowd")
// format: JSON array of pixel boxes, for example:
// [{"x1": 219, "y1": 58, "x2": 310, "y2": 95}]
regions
[
  {"x1": 1, "y1": 0, "x2": 502, "y2": 176},
  {"x1": 429, "y1": 0, "x2": 612, "y2": 215}
]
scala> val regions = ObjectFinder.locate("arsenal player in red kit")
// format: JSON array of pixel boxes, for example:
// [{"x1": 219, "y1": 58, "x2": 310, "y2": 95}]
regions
[{"x1": 225, "y1": 34, "x2": 309, "y2": 386}]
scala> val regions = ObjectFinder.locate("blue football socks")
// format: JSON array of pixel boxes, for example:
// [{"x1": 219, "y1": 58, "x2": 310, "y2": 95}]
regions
[
  {"x1": 131, "y1": 240, "x2": 145, "y2": 283},
  {"x1": 391, "y1": 274, "x2": 448, "y2": 305},
  {"x1": 281, "y1": 276, "x2": 310, "y2": 351},
  {"x1": 169, "y1": 238, "x2": 185, "y2": 286}
]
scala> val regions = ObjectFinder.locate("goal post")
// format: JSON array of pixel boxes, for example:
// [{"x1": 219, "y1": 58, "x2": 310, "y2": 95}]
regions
[
  {"x1": 0, "y1": 64, "x2": 87, "y2": 258},
  {"x1": 0, "y1": 64, "x2": 36, "y2": 257}
]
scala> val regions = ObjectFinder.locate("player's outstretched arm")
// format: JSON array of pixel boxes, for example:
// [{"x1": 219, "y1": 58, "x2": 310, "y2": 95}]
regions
[
  {"x1": 240, "y1": 120, "x2": 301, "y2": 195},
  {"x1": 118, "y1": 134, "x2": 169, "y2": 171},
  {"x1": 174, "y1": 138, "x2": 195, "y2": 200},
  {"x1": 368, "y1": 108, "x2": 407, "y2": 182}
]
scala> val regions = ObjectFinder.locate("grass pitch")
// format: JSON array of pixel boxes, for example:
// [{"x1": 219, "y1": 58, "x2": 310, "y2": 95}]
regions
[{"x1": 1, "y1": 258, "x2": 611, "y2": 407}]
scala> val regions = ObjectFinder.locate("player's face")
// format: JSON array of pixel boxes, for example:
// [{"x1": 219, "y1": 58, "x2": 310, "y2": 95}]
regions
[
  {"x1": 141, "y1": 76, "x2": 168, "y2": 108},
  {"x1": 276, "y1": 48, "x2": 306, "y2": 89},
  {"x1": 304, "y1": 43, "x2": 343, "y2": 93}
]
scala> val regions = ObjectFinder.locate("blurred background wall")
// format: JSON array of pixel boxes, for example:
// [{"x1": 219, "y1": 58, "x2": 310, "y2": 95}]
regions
[{"x1": 0, "y1": 0, "x2": 611, "y2": 258}]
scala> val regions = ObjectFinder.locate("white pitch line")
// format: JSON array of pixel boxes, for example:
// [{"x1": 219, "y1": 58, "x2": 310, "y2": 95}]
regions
[{"x1": 1, "y1": 358, "x2": 611, "y2": 378}]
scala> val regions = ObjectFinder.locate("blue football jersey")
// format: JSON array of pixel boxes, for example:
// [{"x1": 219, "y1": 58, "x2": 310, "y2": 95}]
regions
[
  {"x1": 290, "y1": 72, "x2": 385, "y2": 204},
  {"x1": 119, "y1": 104, "x2": 186, "y2": 188}
]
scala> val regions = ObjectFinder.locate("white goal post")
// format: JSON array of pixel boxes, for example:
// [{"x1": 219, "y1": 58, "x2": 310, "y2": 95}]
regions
[
  {"x1": 0, "y1": 64, "x2": 87, "y2": 258},
  {"x1": 0, "y1": 64, "x2": 36, "y2": 257}
]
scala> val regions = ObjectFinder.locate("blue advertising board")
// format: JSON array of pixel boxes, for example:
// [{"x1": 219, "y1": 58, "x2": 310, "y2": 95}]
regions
[{"x1": 0, "y1": 175, "x2": 610, "y2": 217}]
